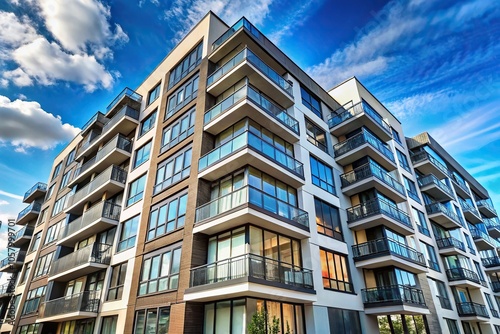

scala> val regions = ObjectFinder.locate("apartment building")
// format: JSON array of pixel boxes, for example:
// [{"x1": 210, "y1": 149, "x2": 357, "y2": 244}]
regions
[{"x1": 1, "y1": 11, "x2": 500, "y2": 334}]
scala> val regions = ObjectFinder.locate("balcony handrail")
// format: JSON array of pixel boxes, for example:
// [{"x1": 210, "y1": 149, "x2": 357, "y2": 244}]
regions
[
  {"x1": 347, "y1": 197, "x2": 412, "y2": 228},
  {"x1": 204, "y1": 82, "x2": 299, "y2": 134},
  {"x1": 106, "y1": 87, "x2": 142, "y2": 113},
  {"x1": 482, "y1": 256, "x2": 500, "y2": 268},
  {"x1": 425, "y1": 203, "x2": 463, "y2": 226},
  {"x1": 361, "y1": 284, "x2": 426, "y2": 306},
  {"x1": 477, "y1": 200, "x2": 497, "y2": 214},
  {"x1": 435, "y1": 237, "x2": 465, "y2": 251},
  {"x1": 352, "y1": 237, "x2": 426, "y2": 266},
  {"x1": 328, "y1": 101, "x2": 391, "y2": 134},
  {"x1": 0, "y1": 282, "x2": 15, "y2": 295},
  {"x1": 102, "y1": 105, "x2": 140, "y2": 133},
  {"x1": 80, "y1": 112, "x2": 105, "y2": 133},
  {"x1": 77, "y1": 129, "x2": 101, "y2": 156},
  {"x1": 459, "y1": 198, "x2": 480, "y2": 217},
  {"x1": 40, "y1": 290, "x2": 100, "y2": 318},
  {"x1": 484, "y1": 217, "x2": 500, "y2": 229},
  {"x1": 468, "y1": 224, "x2": 494, "y2": 244},
  {"x1": 451, "y1": 174, "x2": 470, "y2": 193},
  {"x1": 0, "y1": 251, "x2": 26, "y2": 268},
  {"x1": 417, "y1": 174, "x2": 454, "y2": 197},
  {"x1": 49, "y1": 242, "x2": 112, "y2": 276},
  {"x1": 410, "y1": 151, "x2": 450, "y2": 176},
  {"x1": 23, "y1": 182, "x2": 47, "y2": 201},
  {"x1": 212, "y1": 17, "x2": 262, "y2": 51},
  {"x1": 340, "y1": 161, "x2": 405, "y2": 195},
  {"x1": 195, "y1": 185, "x2": 309, "y2": 229},
  {"x1": 446, "y1": 267, "x2": 481, "y2": 283},
  {"x1": 456, "y1": 302, "x2": 489, "y2": 318},
  {"x1": 14, "y1": 225, "x2": 34, "y2": 241},
  {"x1": 17, "y1": 201, "x2": 42, "y2": 221},
  {"x1": 334, "y1": 129, "x2": 395, "y2": 163}
]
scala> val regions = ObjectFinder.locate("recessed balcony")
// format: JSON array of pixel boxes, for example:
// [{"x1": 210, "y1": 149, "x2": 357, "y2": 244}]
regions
[
  {"x1": 198, "y1": 131, "x2": 305, "y2": 188},
  {"x1": 352, "y1": 238, "x2": 427, "y2": 274},
  {"x1": 65, "y1": 165, "x2": 127, "y2": 215},
  {"x1": 38, "y1": 291, "x2": 100, "y2": 323},
  {"x1": 425, "y1": 203, "x2": 463, "y2": 229},
  {"x1": 194, "y1": 185, "x2": 309, "y2": 239},
  {"x1": 446, "y1": 268, "x2": 486, "y2": 289},
  {"x1": 469, "y1": 226, "x2": 496, "y2": 251},
  {"x1": 23, "y1": 182, "x2": 47, "y2": 203},
  {"x1": 477, "y1": 200, "x2": 497, "y2": 218},
  {"x1": 207, "y1": 48, "x2": 293, "y2": 108},
  {"x1": 11, "y1": 225, "x2": 34, "y2": 248},
  {"x1": 435, "y1": 237, "x2": 466, "y2": 256},
  {"x1": 484, "y1": 218, "x2": 500, "y2": 238},
  {"x1": 361, "y1": 285, "x2": 429, "y2": 315},
  {"x1": 48, "y1": 243, "x2": 112, "y2": 282},
  {"x1": 410, "y1": 151, "x2": 449, "y2": 180},
  {"x1": 184, "y1": 254, "x2": 316, "y2": 303},
  {"x1": 460, "y1": 200, "x2": 482, "y2": 224},
  {"x1": 417, "y1": 174, "x2": 454, "y2": 202},
  {"x1": 456, "y1": 302, "x2": 489, "y2": 322},
  {"x1": 204, "y1": 82, "x2": 299, "y2": 143},
  {"x1": 58, "y1": 201, "x2": 121, "y2": 247},
  {"x1": 347, "y1": 198, "x2": 414, "y2": 236},
  {"x1": 0, "y1": 251, "x2": 26, "y2": 273},
  {"x1": 482, "y1": 257, "x2": 500, "y2": 272},
  {"x1": 16, "y1": 201, "x2": 42, "y2": 225},
  {"x1": 328, "y1": 101, "x2": 392, "y2": 142},
  {"x1": 333, "y1": 129, "x2": 396, "y2": 171},
  {"x1": 340, "y1": 162, "x2": 406, "y2": 202},
  {"x1": 105, "y1": 87, "x2": 142, "y2": 117}
]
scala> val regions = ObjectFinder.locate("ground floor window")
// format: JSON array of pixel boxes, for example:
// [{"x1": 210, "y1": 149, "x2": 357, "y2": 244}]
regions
[
  {"x1": 61, "y1": 319, "x2": 95, "y2": 334},
  {"x1": 377, "y1": 314, "x2": 428, "y2": 334},
  {"x1": 17, "y1": 324, "x2": 39, "y2": 334},
  {"x1": 328, "y1": 308, "x2": 361, "y2": 334},
  {"x1": 134, "y1": 307, "x2": 170, "y2": 334}
]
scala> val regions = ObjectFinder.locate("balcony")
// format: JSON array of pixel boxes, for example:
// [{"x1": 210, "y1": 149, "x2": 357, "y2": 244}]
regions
[
  {"x1": 435, "y1": 237, "x2": 466, "y2": 256},
  {"x1": 484, "y1": 218, "x2": 500, "y2": 238},
  {"x1": 347, "y1": 198, "x2": 414, "y2": 236},
  {"x1": 11, "y1": 225, "x2": 34, "y2": 247},
  {"x1": 410, "y1": 151, "x2": 449, "y2": 180},
  {"x1": 460, "y1": 200, "x2": 482, "y2": 224},
  {"x1": 39, "y1": 291, "x2": 100, "y2": 322},
  {"x1": 184, "y1": 254, "x2": 316, "y2": 303},
  {"x1": 198, "y1": 130, "x2": 305, "y2": 188},
  {"x1": 451, "y1": 175, "x2": 471, "y2": 199},
  {"x1": 469, "y1": 225, "x2": 495, "y2": 250},
  {"x1": 417, "y1": 175, "x2": 454, "y2": 202},
  {"x1": 477, "y1": 200, "x2": 497, "y2": 218},
  {"x1": 340, "y1": 162, "x2": 406, "y2": 202},
  {"x1": 446, "y1": 268, "x2": 485, "y2": 289},
  {"x1": 207, "y1": 48, "x2": 293, "y2": 108},
  {"x1": 329, "y1": 101, "x2": 392, "y2": 141},
  {"x1": 333, "y1": 129, "x2": 396, "y2": 171},
  {"x1": 456, "y1": 302, "x2": 489, "y2": 321},
  {"x1": 65, "y1": 165, "x2": 127, "y2": 214},
  {"x1": 491, "y1": 281, "x2": 500, "y2": 293},
  {"x1": 0, "y1": 282, "x2": 14, "y2": 298},
  {"x1": 425, "y1": 203, "x2": 463, "y2": 229},
  {"x1": 194, "y1": 185, "x2": 309, "y2": 239},
  {"x1": 482, "y1": 257, "x2": 500, "y2": 272},
  {"x1": 0, "y1": 251, "x2": 26, "y2": 273},
  {"x1": 79, "y1": 112, "x2": 106, "y2": 136},
  {"x1": 352, "y1": 238, "x2": 427, "y2": 274},
  {"x1": 361, "y1": 285, "x2": 429, "y2": 315},
  {"x1": 16, "y1": 202, "x2": 42, "y2": 225},
  {"x1": 23, "y1": 182, "x2": 47, "y2": 203},
  {"x1": 204, "y1": 82, "x2": 299, "y2": 143},
  {"x1": 48, "y1": 243, "x2": 112, "y2": 281},
  {"x1": 58, "y1": 201, "x2": 121, "y2": 247},
  {"x1": 69, "y1": 134, "x2": 132, "y2": 187},
  {"x1": 105, "y1": 87, "x2": 142, "y2": 116}
]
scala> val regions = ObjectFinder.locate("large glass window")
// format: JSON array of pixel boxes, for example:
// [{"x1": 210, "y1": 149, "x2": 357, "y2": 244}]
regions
[
  {"x1": 300, "y1": 86, "x2": 322, "y2": 118},
  {"x1": 139, "y1": 110, "x2": 157, "y2": 137},
  {"x1": 147, "y1": 82, "x2": 161, "y2": 105},
  {"x1": 19, "y1": 261, "x2": 32, "y2": 284},
  {"x1": 134, "y1": 141, "x2": 152, "y2": 169},
  {"x1": 420, "y1": 241, "x2": 439, "y2": 271},
  {"x1": 138, "y1": 245, "x2": 182, "y2": 295},
  {"x1": 328, "y1": 308, "x2": 362, "y2": 334},
  {"x1": 107, "y1": 262, "x2": 127, "y2": 301},
  {"x1": 118, "y1": 215, "x2": 139, "y2": 252},
  {"x1": 66, "y1": 149, "x2": 76, "y2": 166},
  {"x1": 168, "y1": 42, "x2": 203, "y2": 89},
  {"x1": 43, "y1": 221, "x2": 61, "y2": 245},
  {"x1": 100, "y1": 316, "x2": 118, "y2": 334},
  {"x1": 154, "y1": 147, "x2": 192, "y2": 194},
  {"x1": 396, "y1": 149, "x2": 411, "y2": 172},
  {"x1": 127, "y1": 174, "x2": 147, "y2": 206},
  {"x1": 52, "y1": 162, "x2": 62, "y2": 181},
  {"x1": 147, "y1": 192, "x2": 187, "y2": 240},
  {"x1": 134, "y1": 307, "x2": 170, "y2": 334},
  {"x1": 161, "y1": 107, "x2": 195, "y2": 154},
  {"x1": 430, "y1": 279, "x2": 452, "y2": 309},
  {"x1": 33, "y1": 252, "x2": 54, "y2": 278},
  {"x1": 310, "y1": 155, "x2": 335, "y2": 194},
  {"x1": 166, "y1": 74, "x2": 199, "y2": 120},
  {"x1": 305, "y1": 118, "x2": 327, "y2": 152},
  {"x1": 412, "y1": 207, "x2": 430, "y2": 237},
  {"x1": 52, "y1": 193, "x2": 71, "y2": 216},
  {"x1": 404, "y1": 176, "x2": 420, "y2": 203},
  {"x1": 29, "y1": 232, "x2": 41, "y2": 253},
  {"x1": 320, "y1": 248, "x2": 352, "y2": 292},
  {"x1": 446, "y1": 318, "x2": 460, "y2": 334},
  {"x1": 314, "y1": 197, "x2": 342, "y2": 241},
  {"x1": 59, "y1": 169, "x2": 72, "y2": 189},
  {"x1": 22, "y1": 286, "x2": 46, "y2": 315},
  {"x1": 61, "y1": 319, "x2": 95, "y2": 334},
  {"x1": 16, "y1": 324, "x2": 40, "y2": 334}
]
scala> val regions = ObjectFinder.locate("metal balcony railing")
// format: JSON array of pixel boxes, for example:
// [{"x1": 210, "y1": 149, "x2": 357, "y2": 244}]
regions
[
  {"x1": 80, "y1": 112, "x2": 106, "y2": 133},
  {"x1": 435, "y1": 237, "x2": 465, "y2": 251},
  {"x1": 352, "y1": 238, "x2": 426, "y2": 266},
  {"x1": 49, "y1": 243, "x2": 112, "y2": 276},
  {"x1": 459, "y1": 199, "x2": 480, "y2": 218},
  {"x1": 410, "y1": 151, "x2": 450, "y2": 177},
  {"x1": 77, "y1": 129, "x2": 101, "y2": 156},
  {"x1": 451, "y1": 174, "x2": 470, "y2": 195},
  {"x1": 106, "y1": 87, "x2": 142, "y2": 113},
  {"x1": 468, "y1": 224, "x2": 494, "y2": 244},
  {"x1": 0, "y1": 282, "x2": 14, "y2": 295},
  {"x1": 17, "y1": 202, "x2": 42, "y2": 221},
  {"x1": 456, "y1": 302, "x2": 489, "y2": 318},
  {"x1": 361, "y1": 285, "x2": 426, "y2": 306},
  {"x1": 0, "y1": 251, "x2": 26, "y2": 268},
  {"x1": 417, "y1": 174, "x2": 454, "y2": 197},
  {"x1": 347, "y1": 198, "x2": 412, "y2": 229},
  {"x1": 190, "y1": 254, "x2": 313, "y2": 290},
  {"x1": 23, "y1": 182, "x2": 47, "y2": 201},
  {"x1": 446, "y1": 268, "x2": 482, "y2": 284},
  {"x1": 328, "y1": 101, "x2": 391, "y2": 134},
  {"x1": 482, "y1": 256, "x2": 500, "y2": 268},
  {"x1": 334, "y1": 129, "x2": 395, "y2": 163},
  {"x1": 102, "y1": 105, "x2": 139, "y2": 133},
  {"x1": 40, "y1": 291, "x2": 100, "y2": 318},
  {"x1": 425, "y1": 203, "x2": 463, "y2": 227},
  {"x1": 340, "y1": 161, "x2": 405, "y2": 195},
  {"x1": 212, "y1": 18, "x2": 263, "y2": 51}
]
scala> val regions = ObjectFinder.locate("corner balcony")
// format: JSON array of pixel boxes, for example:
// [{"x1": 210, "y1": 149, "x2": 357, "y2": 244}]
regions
[
  {"x1": 328, "y1": 101, "x2": 392, "y2": 142},
  {"x1": 48, "y1": 243, "x2": 112, "y2": 282},
  {"x1": 207, "y1": 48, "x2": 293, "y2": 108},
  {"x1": 16, "y1": 201, "x2": 42, "y2": 226},
  {"x1": 417, "y1": 174, "x2": 454, "y2": 202},
  {"x1": 79, "y1": 112, "x2": 107, "y2": 137},
  {"x1": 347, "y1": 198, "x2": 414, "y2": 236},
  {"x1": 65, "y1": 165, "x2": 127, "y2": 215},
  {"x1": 460, "y1": 201, "x2": 482, "y2": 224},
  {"x1": 184, "y1": 254, "x2": 316, "y2": 303},
  {"x1": 23, "y1": 182, "x2": 47, "y2": 203},
  {"x1": 469, "y1": 226, "x2": 495, "y2": 251},
  {"x1": 446, "y1": 268, "x2": 486, "y2": 289},
  {"x1": 435, "y1": 237, "x2": 466, "y2": 256},
  {"x1": 333, "y1": 129, "x2": 396, "y2": 171},
  {"x1": 352, "y1": 238, "x2": 427, "y2": 274},
  {"x1": 361, "y1": 285, "x2": 429, "y2": 315},
  {"x1": 11, "y1": 225, "x2": 34, "y2": 247},
  {"x1": 484, "y1": 218, "x2": 500, "y2": 238},
  {"x1": 0, "y1": 251, "x2": 26, "y2": 273},
  {"x1": 105, "y1": 87, "x2": 142, "y2": 117},
  {"x1": 340, "y1": 162, "x2": 406, "y2": 202},
  {"x1": 456, "y1": 302, "x2": 489, "y2": 322},
  {"x1": 58, "y1": 201, "x2": 121, "y2": 247},
  {"x1": 204, "y1": 82, "x2": 299, "y2": 143},
  {"x1": 69, "y1": 134, "x2": 132, "y2": 187},
  {"x1": 38, "y1": 291, "x2": 100, "y2": 323},
  {"x1": 410, "y1": 151, "x2": 449, "y2": 180},
  {"x1": 451, "y1": 175, "x2": 471, "y2": 199},
  {"x1": 194, "y1": 185, "x2": 309, "y2": 239},
  {"x1": 477, "y1": 200, "x2": 497, "y2": 218},
  {"x1": 482, "y1": 257, "x2": 500, "y2": 272},
  {"x1": 425, "y1": 203, "x2": 463, "y2": 229},
  {"x1": 198, "y1": 131, "x2": 305, "y2": 188}
]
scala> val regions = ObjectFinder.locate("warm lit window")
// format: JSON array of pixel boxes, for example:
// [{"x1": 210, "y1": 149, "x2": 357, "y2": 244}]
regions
[
  {"x1": 320, "y1": 248, "x2": 352, "y2": 292},
  {"x1": 314, "y1": 197, "x2": 342, "y2": 241}
]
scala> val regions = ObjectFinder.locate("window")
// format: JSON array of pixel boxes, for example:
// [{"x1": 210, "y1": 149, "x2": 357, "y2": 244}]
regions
[
  {"x1": 310, "y1": 155, "x2": 335, "y2": 194},
  {"x1": 305, "y1": 118, "x2": 327, "y2": 152},
  {"x1": 431, "y1": 279, "x2": 452, "y2": 309},
  {"x1": 127, "y1": 174, "x2": 147, "y2": 206},
  {"x1": 485, "y1": 293, "x2": 498, "y2": 318},
  {"x1": 165, "y1": 74, "x2": 199, "y2": 120},
  {"x1": 420, "y1": 241, "x2": 439, "y2": 271},
  {"x1": 139, "y1": 110, "x2": 157, "y2": 136},
  {"x1": 300, "y1": 86, "x2": 322, "y2": 118},
  {"x1": 464, "y1": 233, "x2": 475, "y2": 254},
  {"x1": 118, "y1": 215, "x2": 139, "y2": 252},
  {"x1": 100, "y1": 316, "x2": 118, "y2": 334},
  {"x1": 392, "y1": 128, "x2": 402, "y2": 144},
  {"x1": 45, "y1": 184, "x2": 55, "y2": 200},
  {"x1": 474, "y1": 260, "x2": 485, "y2": 282},
  {"x1": 59, "y1": 170, "x2": 72, "y2": 189},
  {"x1": 320, "y1": 248, "x2": 352, "y2": 292},
  {"x1": 153, "y1": 147, "x2": 192, "y2": 194},
  {"x1": 396, "y1": 149, "x2": 411, "y2": 172},
  {"x1": 22, "y1": 286, "x2": 46, "y2": 315},
  {"x1": 314, "y1": 197, "x2": 342, "y2": 241},
  {"x1": 66, "y1": 149, "x2": 76, "y2": 166},
  {"x1": 134, "y1": 307, "x2": 170, "y2": 334},
  {"x1": 147, "y1": 192, "x2": 187, "y2": 240},
  {"x1": 33, "y1": 252, "x2": 54, "y2": 278},
  {"x1": 16, "y1": 324, "x2": 40, "y2": 334},
  {"x1": 61, "y1": 320, "x2": 95, "y2": 334},
  {"x1": 160, "y1": 107, "x2": 195, "y2": 154},
  {"x1": 19, "y1": 261, "x2": 32, "y2": 284},
  {"x1": 134, "y1": 141, "x2": 152, "y2": 168},
  {"x1": 52, "y1": 193, "x2": 70, "y2": 216},
  {"x1": 147, "y1": 82, "x2": 161, "y2": 105},
  {"x1": 138, "y1": 245, "x2": 182, "y2": 295},
  {"x1": 168, "y1": 42, "x2": 203, "y2": 89},
  {"x1": 107, "y1": 262, "x2": 127, "y2": 301},
  {"x1": 29, "y1": 232, "x2": 41, "y2": 253},
  {"x1": 43, "y1": 221, "x2": 61, "y2": 245},
  {"x1": 52, "y1": 162, "x2": 62, "y2": 180},
  {"x1": 404, "y1": 176, "x2": 420, "y2": 203},
  {"x1": 445, "y1": 318, "x2": 459, "y2": 334},
  {"x1": 412, "y1": 207, "x2": 430, "y2": 237},
  {"x1": 377, "y1": 315, "x2": 427, "y2": 334},
  {"x1": 328, "y1": 308, "x2": 362, "y2": 334},
  {"x1": 37, "y1": 208, "x2": 48, "y2": 226}
]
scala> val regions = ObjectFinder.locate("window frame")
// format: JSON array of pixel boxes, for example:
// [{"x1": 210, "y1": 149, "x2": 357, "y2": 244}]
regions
[
  {"x1": 153, "y1": 146, "x2": 192, "y2": 195},
  {"x1": 314, "y1": 197, "x2": 343, "y2": 241},
  {"x1": 300, "y1": 86, "x2": 322, "y2": 118},
  {"x1": 138, "y1": 245, "x2": 182, "y2": 296},
  {"x1": 127, "y1": 174, "x2": 147, "y2": 207},
  {"x1": 305, "y1": 117, "x2": 327, "y2": 152},
  {"x1": 117, "y1": 215, "x2": 140, "y2": 252},
  {"x1": 133, "y1": 306, "x2": 171, "y2": 334},
  {"x1": 133, "y1": 141, "x2": 152, "y2": 169},
  {"x1": 310, "y1": 155, "x2": 336, "y2": 194},
  {"x1": 320, "y1": 248, "x2": 353, "y2": 293},
  {"x1": 107, "y1": 262, "x2": 128, "y2": 301},
  {"x1": 139, "y1": 110, "x2": 157, "y2": 137},
  {"x1": 147, "y1": 82, "x2": 162, "y2": 106},
  {"x1": 147, "y1": 191, "x2": 188, "y2": 241},
  {"x1": 160, "y1": 107, "x2": 196, "y2": 154}
]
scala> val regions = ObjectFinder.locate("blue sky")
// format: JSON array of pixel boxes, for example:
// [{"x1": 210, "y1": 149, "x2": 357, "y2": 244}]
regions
[{"x1": 0, "y1": 0, "x2": 499, "y2": 250}]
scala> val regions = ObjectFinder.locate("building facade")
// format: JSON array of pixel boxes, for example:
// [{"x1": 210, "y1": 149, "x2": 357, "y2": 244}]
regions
[{"x1": 1, "y1": 12, "x2": 500, "y2": 334}]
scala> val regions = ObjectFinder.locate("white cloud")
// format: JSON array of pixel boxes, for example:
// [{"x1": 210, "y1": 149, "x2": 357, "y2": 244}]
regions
[
  {"x1": 385, "y1": 90, "x2": 448, "y2": 119},
  {"x1": 0, "y1": 95, "x2": 80, "y2": 152},
  {"x1": 0, "y1": 190, "x2": 23, "y2": 200},
  {"x1": 0, "y1": 11, "x2": 39, "y2": 50},
  {"x1": 0, "y1": 200, "x2": 9, "y2": 206}
]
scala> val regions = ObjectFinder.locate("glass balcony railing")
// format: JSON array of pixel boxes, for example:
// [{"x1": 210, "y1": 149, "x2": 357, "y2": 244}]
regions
[
  {"x1": 459, "y1": 199, "x2": 480, "y2": 218},
  {"x1": 198, "y1": 131, "x2": 304, "y2": 178},
  {"x1": 425, "y1": 203, "x2": 463, "y2": 227},
  {"x1": 469, "y1": 224, "x2": 494, "y2": 244},
  {"x1": 17, "y1": 202, "x2": 42, "y2": 222},
  {"x1": 13, "y1": 225, "x2": 34, "y2": 242},
  {"x1": 49, "y1": 243, "x2": 112, "y2": 277},
  {"x1": 435, "y1": 237, "x2": 465, "y2": 251},
  {"x1": 212, "y1": 17, "x2": 263, "y2": 51},
  {"x1": 102, "y1": 105, "x2": 139, "y2": 133},
  {"x1": 347, "y1": 198, "x2": 412, "y2": 229},
  {"x1": 340, "y1": 162, "x2": 405, "y2": 195},
  {"x1": 0, "y1": 251, "x2": 26, "y2": 268},
  {"x1": 477, "y1": 200, "x2": 497, "y2": 215},
  {"x1": 361, "y1": 285, "x2": 426, "y2": 306},
  {"x1": 451, "y1": 174, "x2": 470, "y2": 195},
  {"x1": 410, "y1": 151, "x2": 450, "y2": 176},
  {"x1": 446, "y1": 268, "x2": 483, "y2": 284},
  {"x1": 80, "y1": 112, "x2": 106, "y2": 133},
  {"x1": 77, "y1": 129, "x2": 101, "y2": 156},
  {"x1": 23, "y1": 182, "x2": 47, "y2": 201},
  {"x1": 195, "y1": 185, "x2": 309, "y2": 230},
  {"x1": 328, "y1": 101, "x2": 391, "y2": 134},
  {"x1": 190, "y1": 254, "x2": 313, "y2": 290},
  {"x1": 456, "y1": 302, "x2": 489, "y2": 318},
  {"x1": 207, "y1": 48, "x2": 293, "y2": 96},
  {"x1": 484, "y1": 217, "x2": 500, "y2": 229},
  {"x1": 204, "y1": 83, "x2": 299, "y2": 134},
  {"x1": 482, "y1": 256, "x2": 500, "y2": 268},
  {"x1": 334, "y1": 129, "x2": 395, "y2": 163},
  {"x1": 40, "y1": 291, "x2": 100, "y2": 318},
  {"x1": 417, "y1": 174, "x2": 454, "y2": 197},
  {"x1": 352, "y1": 238, "x2": 426, "y2": 266},
  {"x1": 106, "y1": 87, "x2": 142, "y2": 113}
]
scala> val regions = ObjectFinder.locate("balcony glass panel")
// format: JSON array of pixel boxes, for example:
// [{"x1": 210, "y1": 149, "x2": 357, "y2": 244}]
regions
[
  {"x1": 49, "y1": 243, "x2": 112, "y2": 276},
  {"x1": 477, "y1": 200, "x2": 497, "y2": 215},
  {"x1": 352, "y1": 238, "x2": 426, "y2": 266},
  {"x1": 23, "y1": 182, "x2": 47, "y2": 201},
  {"x1": 106, "y1": 87, "x2": 142, "y2": 113},
  {"x1": 347, "y1": 198, "x2": 412, "y2": 228},
  {"x1": 362, "y1": 285, "x2": 426, "y2": 306},
  {"x1": 436, "y1": 237, "x2": 465, "y2": 251},
  {"x1": 212, "y1": 18, "x2": 262, "y2": 51},
  {"x1": 425, "y1": 203, "x2": 463, "y2": 227},
  {"x1": 17, "y1": 202, "x2": 42, "y2": 221},
  {"x1": 410, "y1": 151, "x2": 450, "y2": 176},
  {"x1": 418, "y1": 175, "x2": 454, "y2": 197},
  {"x1": 41, "y1": 291, "x2": 100, "y2": 318},
  {"x1": 334, "y1": 129, "x2": 395, "y2": 162},
  {"x1": 0, "y1": 251, "x2": 26, "y2": 267},
  {"x1": 340, "y1": 161, "x2": 404, "y2": 195},
  {"x1": 328, "y1": 101, "x2": 391, "y2": 134},
  {"x1": 456, "y1": 302, "x2": 489, "y2": 318},
  {"x1": 482, "y1": 256, "x2": 500, "y2": 268},
  {"x1": 14, "y1": 225, "x2": 34, "y2": 241}
]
